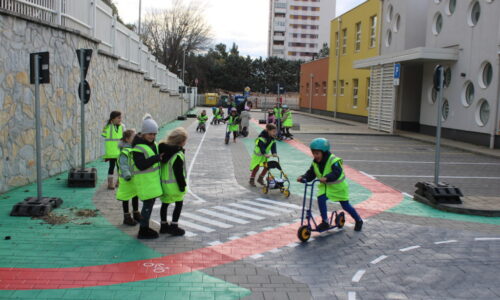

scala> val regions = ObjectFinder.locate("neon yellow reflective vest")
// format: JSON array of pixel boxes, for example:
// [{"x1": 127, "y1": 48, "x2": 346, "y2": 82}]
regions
[
  {"x1": 116, "y1": 148, "x2": 137, "y2": 201},
  {"x1": 283, "y1": 111, "x2": 293, "y2": 127},
  {"x1": 160, "y1": 151, "x2": 187, "y2": 203},
  {"x1": 102, "y1": 124, "x2": 123, "y2": 159},
  {"x1": 132, "y1": 143, "x2": 162, "y2": 201},
  {"x1": 228, "y1": 116, "x2": 239, "y2": 132},
  {"x1": 273, "y1": 107, "x2": 283, "y2": 119},
  {"x1": 198, "y1": 115, "x2": 209, "y2": 124},
  {"x1": 312, "y1": 154, "x2": 349, "y2": 202},
  {"x1": 249, "y1": 137, "x2": 276, "y2": 170}
]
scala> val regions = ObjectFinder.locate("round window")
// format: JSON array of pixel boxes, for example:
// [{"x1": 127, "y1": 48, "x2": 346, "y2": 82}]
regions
[
  {"x1": 468, "y1": 1, "x2": 481, "y2": 27},
  {"x1": 429, "y1": 86, "x2": 438, "y2": 104},
  {"x1": 392, "y1": 14, "x2": 401, "y2": 32},
  {"x1": 442, "y1": 99, "x2": 449, "y2": 121},
  {"x1": 447, "y1": 0, "x2": 456, "y2": 15},
  {"x1": 434, "y1": 0, "x2": 442, "y2": 3},
  {"x1": 479, "y1": 62, "x2": 493, "y2": 88},
  {"x1": 387, "y1": 5, "x2": 393, "y2": 23},
  {"x1": 433, "y1": 13, "x2": 443, "y2": 35},
  {"x1": 462, "y1": 81, "x2": 475, "y2": 107},
  {"x1": 476, "y1": 99, "x2": 490, "y2": 127},
  {"x1": 444, "y1": 67, "x2": 451, "y2": 88},
  {"x1": 386, "y1": 30, "x2": 392, "y2": 47}
]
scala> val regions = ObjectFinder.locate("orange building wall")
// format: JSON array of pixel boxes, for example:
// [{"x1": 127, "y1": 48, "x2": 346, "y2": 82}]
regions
[{"x1": 299, "y1": 57, "x2": 329, "y2": 111}]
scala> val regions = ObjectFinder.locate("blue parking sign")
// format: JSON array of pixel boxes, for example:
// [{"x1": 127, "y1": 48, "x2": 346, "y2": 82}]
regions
[{"x1": 394, "y1": 63, "x2": 401, "y2": 79}]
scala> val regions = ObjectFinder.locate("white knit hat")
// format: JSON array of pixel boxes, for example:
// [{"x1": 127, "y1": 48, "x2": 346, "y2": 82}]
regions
[{"x1": 141, "y1": 113, "x2": 158, "y2": 134}]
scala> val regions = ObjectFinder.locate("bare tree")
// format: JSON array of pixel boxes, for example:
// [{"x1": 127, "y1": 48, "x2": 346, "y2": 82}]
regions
[{"x1": 141, "y1": 0, "x2": 213, "y2": 76}]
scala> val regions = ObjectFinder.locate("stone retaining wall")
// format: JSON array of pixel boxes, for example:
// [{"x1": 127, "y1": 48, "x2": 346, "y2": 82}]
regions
[{"x1": 0, "y1": 10, "x2": 186, "y2": 193}]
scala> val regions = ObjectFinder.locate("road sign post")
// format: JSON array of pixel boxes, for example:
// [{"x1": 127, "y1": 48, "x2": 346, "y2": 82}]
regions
[
  {"x1": 68, "y1": 49, "x2": 97, "y2": 188},
  {"x1": 11, "y1": 52, "x2": 63, "y2": 217}
]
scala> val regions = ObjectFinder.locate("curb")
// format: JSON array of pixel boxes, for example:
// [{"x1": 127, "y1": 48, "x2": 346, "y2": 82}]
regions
[{"x1": 413, "y1": 194, "x2": 500, "y2": 217}]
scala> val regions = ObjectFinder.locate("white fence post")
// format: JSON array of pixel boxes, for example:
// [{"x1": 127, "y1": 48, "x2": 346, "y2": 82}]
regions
[
  {"x1": 111, "y1": 14, "x2": 117, "y2": 55},
  {"x1": 90, "y1": 0, "x2": 97, "y2": 37},
  {"x1": 56, "y1": 0, "x2": 62, "y2": 25}
]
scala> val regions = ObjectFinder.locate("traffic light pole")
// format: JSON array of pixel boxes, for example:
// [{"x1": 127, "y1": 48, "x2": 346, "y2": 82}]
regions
[
  {"x1": 34, "y1": 54, "x2": 42, "y2": 200},
  {"x1": 434, "y1": 66, "x2": 444, "y2": 185},
  {"x1": 79, "y1": 50, "x2": 86, "y2": 170}
]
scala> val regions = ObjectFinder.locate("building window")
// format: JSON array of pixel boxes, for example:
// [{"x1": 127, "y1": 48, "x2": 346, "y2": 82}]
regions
[
  {"x1": 306, "y1": 82, "x2": 310, "y2": 93},
  {"x1": 392, "y1": 14, "x2": 400, "y2": 32},
  {"x1": 366, "y1": 78, "x2": 371, "y2": 108},
  {"x1": 429, "y1": 86, "x2": 437, "y2": 104},
  {"x1": 462, "y1": 81, "x2": 475, "y2": 107},
  {"x1": 335, "y1": 32, "x2": 339, "y2": 56},
  {"x1": 370, "y1": 15, "x2": 377, "y2": 48},
  {"x1": 342, "y1": 29, "x2": 347, "y2": 54},
  {"x1": 476, "y1": 99, "x2": 490, "y2": 126},
  {"x1": 385, "y1": 30, "x2": 392, "y2": 47},
  {"x1": 352, "y1": 79, "x2": 359, "y2": 107},
  {"x1": 340, "y1": 80, "x2": 345, "y2": 96},
  {"x1": 447, "y1": 0, "x2": 456, "y2": 15},
  {"x1": 355, "y1": 22, "x2": 361, "y2": 52},
  {"x1": 479, "y1": 61, "x2": 493, "y2": 88},
  {"x1": 442, "y1": 99, "x2": 449, "y2": 121},
  {"x1": 322, "y1": 81, "x2": 327, "y2": 95},
  {"x1": 333, "y1": 80, "x2": 337, "y2": 96},
  {"x1": 387, "y1": 4, "x2": 393, "y2": 23},
  {"x1": 314, "y1": 82, "x2": 320, "y2": 95},
  {"x1": 433, "y1": 13, "x2": 443, "y2": 35},
  {"x1": 444, "y1": 67, "x2": 451, "y2": 88},
  {"x1": 468, "y1": 1, "x2": 481, "y2": 27}
]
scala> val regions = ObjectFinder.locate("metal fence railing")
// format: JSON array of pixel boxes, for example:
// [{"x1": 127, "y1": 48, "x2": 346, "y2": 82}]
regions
[{"x1": 0, "y1": 0, "x2": 182, "y2": 92}]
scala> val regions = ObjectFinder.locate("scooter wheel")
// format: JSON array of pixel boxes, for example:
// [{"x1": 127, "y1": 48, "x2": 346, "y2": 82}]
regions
[
  {"x1": 297, "y1": 225, "x2": 311, "y2": 242},
  {"x1": 262, "y1": 186, "x2": 268, "y2": 194},
  {"x1": 283, "y1": 189, "x2": 290, "y2": 198},
  {"x1": 335, "y1": 212, "x2": 346, "y2": 228}
]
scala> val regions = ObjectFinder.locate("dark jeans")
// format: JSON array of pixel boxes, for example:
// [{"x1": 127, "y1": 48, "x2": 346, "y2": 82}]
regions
[
  {"x1": 160, "y1": 201, "x2": 184, "y2": 223},
  {"x1": 140, "y1": 198, "x2": 156, "y2": 228},
  {"x1": 317, "y1": 194, "x2": 362, "y2": 223}
]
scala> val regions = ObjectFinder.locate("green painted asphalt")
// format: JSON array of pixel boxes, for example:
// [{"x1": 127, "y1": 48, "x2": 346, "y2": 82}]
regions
[
  {"x1": 0, "y1": 118, "x2": 251, "y2": 299},
  {"x1": 0, "y1": 271, "x2": 250, "y2": 300}
]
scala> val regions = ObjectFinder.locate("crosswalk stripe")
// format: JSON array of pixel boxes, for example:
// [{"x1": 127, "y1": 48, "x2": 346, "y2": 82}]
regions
[
  {"x1": 197, "y1": 209, "x2": 250, "y2": 224},
  {"x1": 228, "y1": 203, "x2": 279, "y2": 216},
  {"x1": 213, "y1": 206, "x2": 265, "y2": 220},
  {"x1": 255, "y1": 198, "x2": 301, "y2": 209},
  {"x1": 241, "y1": 200, "x2": 294, "y2": 213},
  {"x1": 184, "y1": 231, "x2": 197, "y2": 237},
  {"x1": 182, "y1": 212, "x2": 233, "y2": 228},
  {"x1": 178, "y1": 219, "x2": 215, "y2": 233}
]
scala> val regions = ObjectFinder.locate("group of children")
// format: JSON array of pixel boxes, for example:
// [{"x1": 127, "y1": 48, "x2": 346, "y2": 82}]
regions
[
  {"x1": 102, "y1": 111, "x2": 189, "y2": 239},
  {"x1": 267, "y1": 103, "x2": 293, "y2": 140},
  {"x1": 103, "y1": 106, "x2": 363, "y2": 240},
  {"x1": 249, "y1": 122, "x2": 363, "y2": 232}
]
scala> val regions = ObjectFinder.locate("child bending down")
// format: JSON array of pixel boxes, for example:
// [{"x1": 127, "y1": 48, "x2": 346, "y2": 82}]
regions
[
  {"x1": 297, "y1": 138, "x2": 363, "y2": 232},
  {"x1": 249, "y1": 123, "x2": 277, "y2": 186}
]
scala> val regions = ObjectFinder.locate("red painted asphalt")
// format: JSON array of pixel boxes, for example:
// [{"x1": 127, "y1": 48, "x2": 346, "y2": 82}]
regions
[{"x1": 0, "y1": 133, "x2": 403, "y2": 290}]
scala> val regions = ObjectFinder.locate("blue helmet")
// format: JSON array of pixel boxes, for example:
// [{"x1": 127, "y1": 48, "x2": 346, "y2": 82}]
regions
[
  {"x1": 282, "y1": 104, "x2": 289, "y2": 109},
  {"x1": 309, "y1": 138, "x2": 330, "y2": 152}
]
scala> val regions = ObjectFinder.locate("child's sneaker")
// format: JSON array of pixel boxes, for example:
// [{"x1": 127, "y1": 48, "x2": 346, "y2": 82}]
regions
[
  {"x1": 249, "y1": 178, "x2": 256, "y2": 187},
  {"x1": 123, "y1": 213, "x2": 137, "y2": 226},
  {"x1": 167, "y1": 224, "x2": 185, "y2": 236},
  {"x1": 317, "y1": 221, "x2": 330, "y2": 232},
  {"x1": 138, "y1": 227, "x2": 159, "y2": 239},
  {"x1": 133, "y1": 211, "x2": 142, "y2": 222},
  {"x1": 160, "y1": 223, "x2": 170, "y2": 234},
  {"x1": 354, "y1": 220, "x2": 363, "y2": 232}
]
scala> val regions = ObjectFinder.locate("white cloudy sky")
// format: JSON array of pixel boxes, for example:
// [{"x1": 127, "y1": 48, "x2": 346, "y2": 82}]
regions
[{"x1": 113, "y1": 0, "x2": 366, "y2": 58}]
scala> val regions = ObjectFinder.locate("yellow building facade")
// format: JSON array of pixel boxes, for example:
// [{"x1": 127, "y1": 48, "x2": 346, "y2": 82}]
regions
[{"x1": 327, "y1": 0, "x2": 381, "y2": 121}]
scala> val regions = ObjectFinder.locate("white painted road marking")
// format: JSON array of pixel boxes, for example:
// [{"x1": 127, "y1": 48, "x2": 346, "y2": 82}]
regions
[
  {"x1": 228, "y1": 203, "x2": 279, "y2": 216},
  {"x1": 246, "y1": 231, "x2": 258, "y2": 235},
  {"x1": 367, "y1": 175, "x2": 500, "y2": 180},
  {"x1": 197, "y1": 209, "x2": 250, "y2": 224},
  {"x1": 348, "y1": 291, "x2": 356, "y2": 300},
  {"x1": 182, "y1": 212, "x2": 233, "y2": 228},
  {"x1": 228, "y1": 236, "x2": 240, "y2": 240},
  {"x1": 351, "y1": 269, "x2": 366, "y2": 283},
  {"x1": 475, "y1": 237, "x2": 500, "y2": 241},
  {"x1": 400, "y1": 245, "x2": 421, "y2": 252},
  {"x1": 345, "y1": 159, "x2": 500, "y2": 166},
  {"x1": 213, "y1": 206, "x2": 265, "y2": 220},
  {"x1": 269, "y1": 248, "x2": 281, "y2": 253},
  {"x1": 370, "y1": 255, "x2": 388, "y2": 265},
  {"x1": 434, "y1": 240, "x2": 458, "y2": 244},
  {"x1": 250, "y1": 254, "x2": 263, "y2": 259},
  {"x1": 178, "y1": 219, "x2": 215, "y2": 233},
  {"x1": 287, "y1": 243, "x2": 299, "y2": 248},
  {"x1": 255, "y1": 198, "x2": 301, "y2": 209},
  {"x1": 208, "y1": 241, "x2": 222, "y2": 246},
  {"x1": 360, "y1": 171, "x2": 376, "y2": 180},
  {"x1": 241, "y1": 200, "x2": 294, "y2": 213}
]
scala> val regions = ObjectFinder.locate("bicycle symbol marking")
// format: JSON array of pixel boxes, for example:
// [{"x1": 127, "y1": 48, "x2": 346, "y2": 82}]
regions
[{"x1": 143, "y1": 262, "x2": 170, "y2": 273}]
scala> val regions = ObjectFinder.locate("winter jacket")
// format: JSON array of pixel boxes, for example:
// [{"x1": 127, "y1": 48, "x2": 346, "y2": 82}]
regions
[
  {"x1": 131, "y1": 134, "x2": 161, "y2": 171},
  {"x1": 302, "y1": 151, "x2": 342, "y2": 182},
  {"x1": 257, "y1": 130, "x2": 277, "y2": 155},
  {"x1": 159, "y1": 143, "x2": 187, "y2": 192}
]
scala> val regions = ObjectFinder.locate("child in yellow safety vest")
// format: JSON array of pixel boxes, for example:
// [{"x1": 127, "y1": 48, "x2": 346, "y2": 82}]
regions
[
  {"x1": 297, "y1": 138, "x2": 363, "y2": 232},
  {"x1": 102, "y1": 111, "x2": 125, "y2": 190},
  {"x1": 132, "y1": 114, "x2": 164, "y2": 239},
  {"x1": 116, "y1": 129, "x2": 141, "y2": 226},
  {"x1": 249, "y1": 123, "x2": 278, "y2": 186},
  {"x1": 197, "y1": 110, "x2": 208, "y2": 133},
  {"x1": 281, "y1": 105, "x2": 293, "y2": 140},
  {"x1": 158, "y1": 128, "x2": 188, "y2": 236},
  {"x1": 224, "y1": 108, "x2": 240, "y2": 143}
]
